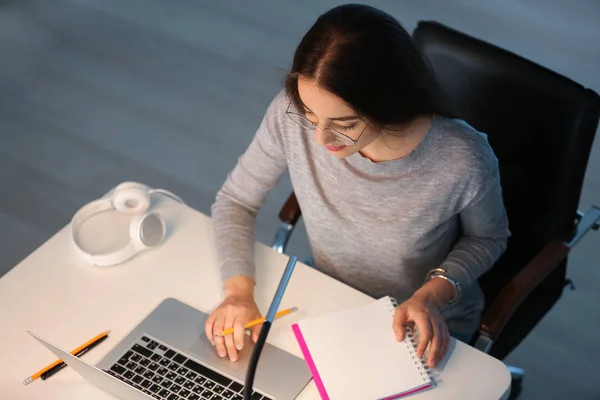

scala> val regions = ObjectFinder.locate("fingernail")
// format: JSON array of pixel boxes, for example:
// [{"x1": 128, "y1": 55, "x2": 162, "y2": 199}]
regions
[
  {"x1": 236, "y1": 343, "x2": 243, "y2": 350},
  {"x1": 218, "y1": 350, "x2": 226, "y2": 357},
  {"x1": 229, "y1": 355, "x2": 237, "y2": 362}
]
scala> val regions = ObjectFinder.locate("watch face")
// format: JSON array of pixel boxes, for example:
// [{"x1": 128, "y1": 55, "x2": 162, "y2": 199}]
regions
[{"x1": 140, "y1": 213, "x2": 166, "y2": 247}]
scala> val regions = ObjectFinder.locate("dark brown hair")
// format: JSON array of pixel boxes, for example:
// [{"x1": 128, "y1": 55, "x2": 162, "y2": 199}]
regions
[{"x1": 284, "y1": 4, "x2": 453, "y2": 130}]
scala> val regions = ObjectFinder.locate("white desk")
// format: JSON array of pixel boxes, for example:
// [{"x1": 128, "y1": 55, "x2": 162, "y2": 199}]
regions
[{"x1": 0, "y1": 200, "x2": 511, "y2": 400}]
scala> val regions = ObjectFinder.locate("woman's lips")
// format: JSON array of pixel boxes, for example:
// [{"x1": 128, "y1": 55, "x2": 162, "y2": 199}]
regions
[{"x1": 325, "y1": 144, "x2": 347, "y2": 152}]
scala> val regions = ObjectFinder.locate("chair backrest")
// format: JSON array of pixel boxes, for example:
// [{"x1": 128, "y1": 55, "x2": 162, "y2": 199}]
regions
[{"x1": 412, "y1": 21, "x2": 600, "y2": 358}]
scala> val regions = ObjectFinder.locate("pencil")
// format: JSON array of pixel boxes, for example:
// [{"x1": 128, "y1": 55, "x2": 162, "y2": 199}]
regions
[
  {"x1": 216, "y1": 307, "x2": 298, "y2": 337},
  {"x1": 40, "y1": 334, "x2": 109, "y2": 380},
  {"x1": 23, "y1": 330, "x2": 111, "y2": 385}
]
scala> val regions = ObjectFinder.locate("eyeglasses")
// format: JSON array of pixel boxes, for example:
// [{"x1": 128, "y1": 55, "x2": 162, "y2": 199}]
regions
[{"x1": 285, "y1": 102, "x2": 369, "y2": 146}]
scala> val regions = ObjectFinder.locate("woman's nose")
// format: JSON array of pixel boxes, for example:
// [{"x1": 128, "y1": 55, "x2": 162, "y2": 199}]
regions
[{"x1": 314, "y1": 128, "x2": 333, "y2": 145}]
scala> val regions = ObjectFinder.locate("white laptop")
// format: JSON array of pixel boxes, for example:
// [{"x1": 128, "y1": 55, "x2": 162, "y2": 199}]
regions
[{"x1": 29, "y1": 297, "x2": 312, "y2": 399}]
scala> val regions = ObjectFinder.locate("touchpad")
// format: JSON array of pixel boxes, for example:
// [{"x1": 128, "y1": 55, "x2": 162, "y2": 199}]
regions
[{"x1": 188, "y1": 332, "x2": 257, "y2": 378}]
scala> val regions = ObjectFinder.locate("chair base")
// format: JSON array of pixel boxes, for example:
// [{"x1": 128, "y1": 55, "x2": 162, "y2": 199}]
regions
[
  {"x1": 508, "y1": 365, "x2": 524, "y2": 382},
  {"x1": 507, "y1": 365, "x2": 524, "y2": 399}
]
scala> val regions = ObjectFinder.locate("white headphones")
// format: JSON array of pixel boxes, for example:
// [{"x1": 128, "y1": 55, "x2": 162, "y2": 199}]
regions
[{"x1": 70, "y1": 182, "x2": 185, "y2": 267}]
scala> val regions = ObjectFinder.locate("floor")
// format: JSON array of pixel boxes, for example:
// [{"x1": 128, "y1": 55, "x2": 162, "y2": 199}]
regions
[{"x1": 1, "y1": 1, "x2": 599, "y2": 399}]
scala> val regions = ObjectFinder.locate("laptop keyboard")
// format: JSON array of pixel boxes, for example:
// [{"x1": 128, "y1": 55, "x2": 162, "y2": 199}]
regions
[{"x1": 104, "y1": 334, "x2": 273, "y2": 400}]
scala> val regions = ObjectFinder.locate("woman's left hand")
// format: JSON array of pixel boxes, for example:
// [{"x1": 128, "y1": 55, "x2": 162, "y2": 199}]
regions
[{"x1": 392, "y1": 295, "x2": 450, "y2": 368}]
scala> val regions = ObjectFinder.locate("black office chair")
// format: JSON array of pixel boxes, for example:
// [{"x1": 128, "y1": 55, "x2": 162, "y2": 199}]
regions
[{"x1": 271, "y1": 21, "x2": 600, "y2": 398}]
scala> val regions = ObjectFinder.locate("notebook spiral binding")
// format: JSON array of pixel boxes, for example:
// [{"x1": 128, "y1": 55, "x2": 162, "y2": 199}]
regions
[{"x1": 387, "y1": 296, "x2": 432, "y2": 384}]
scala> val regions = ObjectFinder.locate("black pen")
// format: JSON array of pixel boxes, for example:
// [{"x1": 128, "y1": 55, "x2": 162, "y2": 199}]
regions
[{"x1": 40, "y1": 335, "x2": 109, "y2": 380}]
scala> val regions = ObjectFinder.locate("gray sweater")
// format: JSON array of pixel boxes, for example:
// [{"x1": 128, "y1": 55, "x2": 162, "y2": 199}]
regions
[{"x1": 211, "y1": 91, "x2": 511, "y2": 334}]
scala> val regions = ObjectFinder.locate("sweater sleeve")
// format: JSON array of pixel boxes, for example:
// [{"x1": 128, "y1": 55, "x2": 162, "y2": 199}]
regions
[
  {"x1": 210, "y1": 92, "x2": 289, "y2": 284},
  {"x1": 440, "y1": 164, "x2": 511, "y2": 293}
]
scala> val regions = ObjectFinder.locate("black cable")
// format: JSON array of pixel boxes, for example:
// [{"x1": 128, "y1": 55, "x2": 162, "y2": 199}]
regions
[
  {"x1": 242, "y1": 256, "x2": 298, "y2": 400},
  {"x1": 243, "y1": 321, "x2": 272, "y2": 400}
]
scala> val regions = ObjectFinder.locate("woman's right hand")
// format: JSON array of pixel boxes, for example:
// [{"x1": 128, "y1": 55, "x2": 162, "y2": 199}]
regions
[{"x1": 204, "y1": 276, "x2": 262, "y2": 362}]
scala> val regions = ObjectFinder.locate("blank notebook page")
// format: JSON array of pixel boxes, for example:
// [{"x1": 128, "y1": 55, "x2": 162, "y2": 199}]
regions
[{"x1": 292, "y1": 296, "x2": 431, "y2": 400}]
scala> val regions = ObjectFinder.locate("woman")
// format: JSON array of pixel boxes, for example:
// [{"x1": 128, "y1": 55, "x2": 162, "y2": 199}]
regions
[{"x1": 205, "y1": 3, "x2": 510, "y2": 369}]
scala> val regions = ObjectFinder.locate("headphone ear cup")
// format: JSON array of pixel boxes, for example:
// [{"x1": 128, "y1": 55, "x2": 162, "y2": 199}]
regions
[
  {"x1": 114, "y1": 187, "x2": 151, "y2": 214},
  {"x1": 130, "y1": 213, "x2": 166, "y2": 248}
]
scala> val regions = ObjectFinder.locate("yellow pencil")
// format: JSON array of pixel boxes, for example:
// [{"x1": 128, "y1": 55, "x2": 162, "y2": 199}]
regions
[
  {"x1": 23, "y1": 330, "x2": 111, "y2": 385},
  {"x1": 216, "y1": 307, "x2": 298, "y2": 336}
]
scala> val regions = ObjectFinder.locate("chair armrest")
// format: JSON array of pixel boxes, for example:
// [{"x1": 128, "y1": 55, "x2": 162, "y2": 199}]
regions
[
  {"x1": 271, "y1": 192, "x2": 302, "y2": 254},
  {"x1": 569, "y1": 205, "x2": 600, "y2": 247},
  {"x1": 478, "y1": 205, "x2": 600, "y2": 344},
  {"x1": 479, "y1": 239, "x2": 570, "y2": 341},
  {"x1": 278, "y1": 192, "x2": 301, "y2": 225}
]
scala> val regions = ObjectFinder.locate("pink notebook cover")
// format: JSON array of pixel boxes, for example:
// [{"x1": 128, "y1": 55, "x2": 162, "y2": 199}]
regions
[{"x1": 292, "y1": 323, "x2": 432, "y2": 400}]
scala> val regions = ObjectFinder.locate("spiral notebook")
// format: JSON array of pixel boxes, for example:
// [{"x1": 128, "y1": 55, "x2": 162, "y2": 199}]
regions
[{"x1": 292, "y1": 296, "x2": 433, "y2": 400}]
